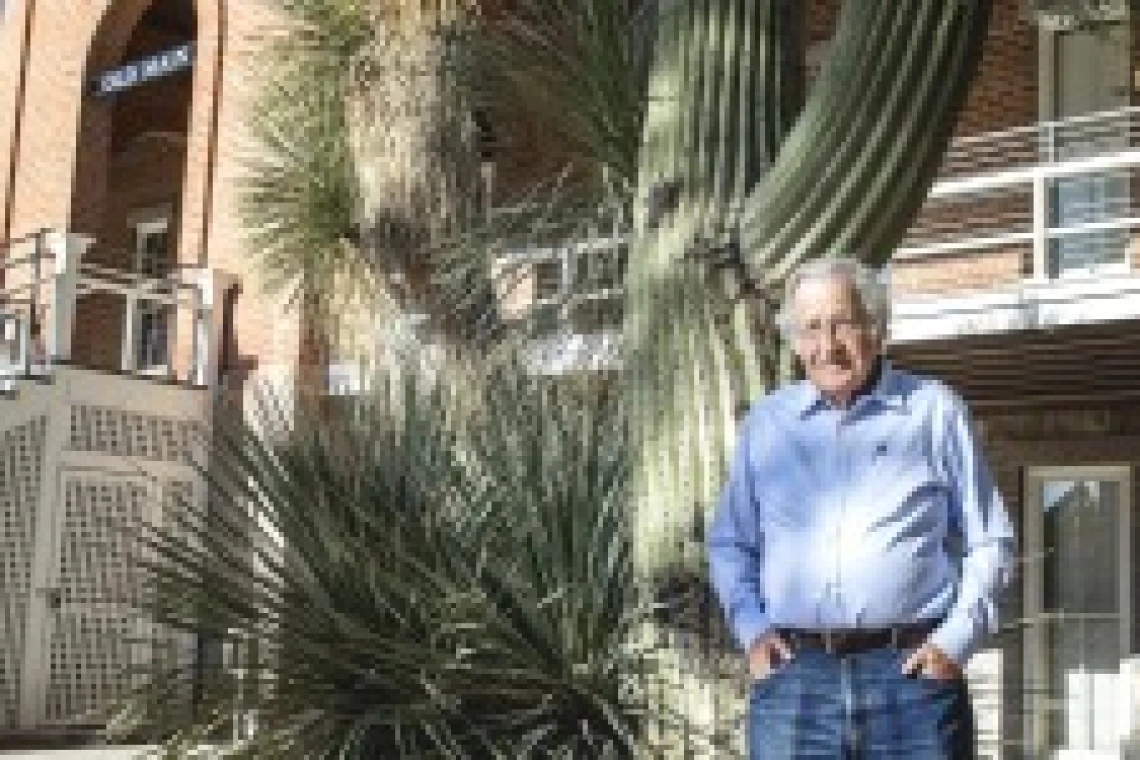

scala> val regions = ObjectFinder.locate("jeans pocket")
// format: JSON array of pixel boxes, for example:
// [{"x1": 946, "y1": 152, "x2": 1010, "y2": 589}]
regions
[
  {"x1": 750, "y1": 656, "x2": 793, "y2": 693},
  {"x1": 898, "y1": 647, "x2": 962, "y2": 687}
]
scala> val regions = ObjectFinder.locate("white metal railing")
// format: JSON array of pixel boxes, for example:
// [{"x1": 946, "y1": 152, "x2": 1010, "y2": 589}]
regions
[
  {"x1": 0, "y1": 229, "x2": 233, "y2": 386},
  {"x1": 899, "y1": 106, "x2": 1140, "y2": 281},
  {"x1": 493, "y1": 235, "x2": 627, "y2": 373},
  {"x1": 936, "y1": 106, "x2": 1140, "y2": 180}
]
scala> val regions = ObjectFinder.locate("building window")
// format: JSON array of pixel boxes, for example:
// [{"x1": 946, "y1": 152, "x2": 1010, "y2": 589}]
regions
[
  {"x1": 1041, "y1": 19, "x2": 1133, "y2": 277},
  {"x1": 130, "y1": 210, "x2": 174, "y2": 373},
  {"x1": 495, "y1": 236, "x2": 627, "y2": 374},
  {"x1": 504, "y1": 237, "x2": 627, "y2": 337}
]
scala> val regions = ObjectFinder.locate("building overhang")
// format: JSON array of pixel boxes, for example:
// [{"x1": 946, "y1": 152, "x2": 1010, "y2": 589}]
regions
[{"x1": 889, "y1": 314, "x2": 1140, "y2": 409}]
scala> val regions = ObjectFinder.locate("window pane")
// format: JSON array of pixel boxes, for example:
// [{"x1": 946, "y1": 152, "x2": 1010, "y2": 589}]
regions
[
  {"x1": 1048, "y1": 229, "x2": 1128, "y2": 276},
  {"x1": 1039, "y1": 477, "x2": 1124, "y2": 753},
  {"x1": 572, "y1": 243, "x2": 628, "y2": 292},
  {"x1": 532, "y1": 260, "x2": 562, "y2": 301},
  {"x1": 567, "y1": 297, "x2": 623, "y2": 333}
]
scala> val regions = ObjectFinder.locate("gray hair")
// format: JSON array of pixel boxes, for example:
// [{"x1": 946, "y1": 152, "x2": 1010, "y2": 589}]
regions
[{"x1": 776, "y1": 257, "x2": 890, "y2": 340}]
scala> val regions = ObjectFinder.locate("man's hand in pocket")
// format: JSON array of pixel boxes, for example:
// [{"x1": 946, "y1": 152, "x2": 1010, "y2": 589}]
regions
[
  {"x1": 901, "y1": 643, "x2": 962, "y2": 681},
  {"x1": 748, "y1": 632, "x2": 794, "y2": 681}
]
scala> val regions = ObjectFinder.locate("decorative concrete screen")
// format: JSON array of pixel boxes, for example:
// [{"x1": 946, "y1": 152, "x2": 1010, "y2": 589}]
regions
[
  {"x1": 0, "y1": 368, "x2": 209, "y2": 732},
  {"x1": 0, "y1": 417, "x2": 47, "y2": 729}
]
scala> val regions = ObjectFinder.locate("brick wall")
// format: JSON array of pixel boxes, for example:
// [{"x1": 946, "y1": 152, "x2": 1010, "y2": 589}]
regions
[
  {"x1": 0, "y1": 0, "x2": 29, "y2": 246},
  {"x1": 891, "y1": 246, "x2": 1027, "y2": 298},
  {"x1": 952, "y1": 0, "x2": 1039, "y2": 140},
  {"x1": 893, "y1": 1, "x2": 1041, "y2": 298},
  {"x1": 202, "y1": 0, "x2": 304, "y2": 395}
]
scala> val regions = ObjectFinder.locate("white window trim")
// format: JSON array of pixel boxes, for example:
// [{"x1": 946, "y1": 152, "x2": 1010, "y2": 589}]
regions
[
  {"x1": 1022, "y1": 464, "x2": 1134, "y2": 759},
  {"x1": 127, "y1": 206, "x2": 175, "y2": 376},
  {"x1": 1036, "y1": 18, "x2": 1134, "y2": 280}
]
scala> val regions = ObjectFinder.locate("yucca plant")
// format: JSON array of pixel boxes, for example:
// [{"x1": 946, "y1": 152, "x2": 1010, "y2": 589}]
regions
[
  {"x1": 468, "y1": 0, "x2": 656, "y2": 188},
  {"x1": 109, "y1": 363, "x2": 727, "y2": 757},
  {"x1": 240, "y1": 0, "x2": 661, "y2": 354}
]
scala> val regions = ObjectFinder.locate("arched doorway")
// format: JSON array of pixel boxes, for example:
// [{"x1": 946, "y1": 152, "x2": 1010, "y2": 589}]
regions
[{"x1": 69, "y1": 0, "x2": 197, "y2": 374}]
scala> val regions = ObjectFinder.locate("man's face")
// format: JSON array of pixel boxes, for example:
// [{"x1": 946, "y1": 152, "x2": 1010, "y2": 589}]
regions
[{"x1": 789, "y1": 276, "x2": 881, "y2": 406}]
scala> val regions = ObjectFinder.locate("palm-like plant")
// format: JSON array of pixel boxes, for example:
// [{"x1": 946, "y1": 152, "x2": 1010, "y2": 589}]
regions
[
  {"x1": 242, "y1": 62, "x2": 364, "y2": 318},
  {"x1": 469, "y1": 0, "x2": 656, "y2": 188},
  {"x1": 110, "y1": 365, "x2": 724, "y2": 757},
  {"x1": 239, "y1": 0, "x2": 658, "y2": 352}
]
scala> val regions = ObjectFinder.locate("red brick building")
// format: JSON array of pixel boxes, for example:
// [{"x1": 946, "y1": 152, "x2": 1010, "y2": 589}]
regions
[
  {"x1": 885, "y1": 5, "x2": 1140, "y2": 756},
  {"x1": 1, "y1": 0, "x2": 302, "y2": 388},
  {"x1": 0, "y1": 0, "x2": 303, "y2": 747}
]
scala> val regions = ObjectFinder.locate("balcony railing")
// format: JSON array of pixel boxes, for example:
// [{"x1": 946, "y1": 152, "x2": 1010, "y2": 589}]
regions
[
  {"x1": 493, "y1": 235, "x2": 627, "y2": 374},
  {"x1": 486, "y1": 108, "x2": 1140, "y2": 357},
  {"x1": 898, "y1": 106, "x2": 1140, "y2": 280},
  {"x1": 891, "y1": 107, "x2": 1140, "y2": 342},
  {"x1": 0, "y1": 229, "x2": 233, "y2": 387}
]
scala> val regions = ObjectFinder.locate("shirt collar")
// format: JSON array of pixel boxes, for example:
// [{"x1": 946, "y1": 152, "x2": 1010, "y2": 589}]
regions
[{"x1": 796, "y1": 358, "x2": 906, "y2": 418}]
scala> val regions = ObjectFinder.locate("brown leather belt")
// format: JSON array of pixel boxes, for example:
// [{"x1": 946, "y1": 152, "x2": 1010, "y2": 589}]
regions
[{"x1": 777, "y1": 621, "x2": 938, "y2": 656}]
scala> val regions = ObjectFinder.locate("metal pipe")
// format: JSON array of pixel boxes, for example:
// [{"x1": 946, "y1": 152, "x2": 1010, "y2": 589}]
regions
[
  {"x1": 197, "y1": 0, "x2": 226, "y2": 271},
  {"x1": 2, "y1": 0, "x2": 39, "y2": 248}
]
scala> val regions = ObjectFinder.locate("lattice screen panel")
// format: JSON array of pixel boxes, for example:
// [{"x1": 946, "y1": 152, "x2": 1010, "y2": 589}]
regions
[
  {"x1": 45, "y1": 476, "x2": 150, "y2": 723},
  {"x1": 0, "y1": 601, "x2": 27, "y2": 730},
  {"x1": 161, "y1": 479, "x2": 195, "y2": 519},
  {"x1": 57, "y1": 479, "x2": 146, "y2": 607},
  {"x1": 46, "y1": 613, "x2": 141, "y2": 723},
  {"x1": 69, "y1": 405, "x2": 199, "y2": 464},
  {"x1": 0, "y1": 416, "x2": 47, "y2": 728}
]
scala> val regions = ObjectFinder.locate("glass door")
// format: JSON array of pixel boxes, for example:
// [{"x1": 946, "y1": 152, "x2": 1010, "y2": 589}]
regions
[
  {"x1": 1024, "y1": 466, "x2": 1133, "y2": 758},
  {"x1": 132, "y1": 218, "x2": 172, "y2": 373}
]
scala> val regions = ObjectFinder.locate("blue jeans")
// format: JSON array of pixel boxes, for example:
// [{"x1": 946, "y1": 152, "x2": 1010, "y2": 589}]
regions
[{"x1": 748, "y1": 646, "x2": 975, "y2": 759}]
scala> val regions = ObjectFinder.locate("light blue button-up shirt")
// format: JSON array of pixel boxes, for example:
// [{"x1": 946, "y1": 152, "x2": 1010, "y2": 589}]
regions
[{"x1": 708, "y1": 361, "x2": 1015, "y2": 664}]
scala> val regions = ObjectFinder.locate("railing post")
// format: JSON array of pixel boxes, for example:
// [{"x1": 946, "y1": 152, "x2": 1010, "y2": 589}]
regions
[
  {"x1": 18, "y1": 315, "x2": 31, "y2": 379},
  {"x1": 45, "y1": 231, "x2": 91, "y2": 366},
  {"x1": 186, "y1": 282, "x2": 201, "y2": 387},
  {"x1": 164, "y1": 275, "x2": 178, "y2": 383},
  {"x1": 121, "y1": 291, "x2": 138, "y2": 373},
  {"x1": 28, "y1": 231, "x2": 42, "y2": 377},
  {"x1": 1032, "y1": 169, "x2": 1048, "y2": 281},
  {"x1": 192, "y1": 268, "x2": 236, "y2": 388}
]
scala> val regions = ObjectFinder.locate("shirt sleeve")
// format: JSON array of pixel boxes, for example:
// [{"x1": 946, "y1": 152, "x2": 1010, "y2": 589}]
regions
[
  {"x1": 927, "y1": 392, "x2": 1017, "y2": 665},
  {"x1": 707, "y1": 412, "x2": 769, "y2": 654}
]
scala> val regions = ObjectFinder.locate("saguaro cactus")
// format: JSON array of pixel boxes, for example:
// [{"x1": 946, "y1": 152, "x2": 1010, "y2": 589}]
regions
[
  {"x1": 628, "y1": 0, "x2": 804, "y2": 576},
  {"x1": 626, "y1": 0, "x2": 991, "y2": 749}
]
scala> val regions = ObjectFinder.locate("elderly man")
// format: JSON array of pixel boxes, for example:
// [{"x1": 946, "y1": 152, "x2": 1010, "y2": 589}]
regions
[{"x1": 708, "y1": 257, "x2": 1015, "y2": 759}]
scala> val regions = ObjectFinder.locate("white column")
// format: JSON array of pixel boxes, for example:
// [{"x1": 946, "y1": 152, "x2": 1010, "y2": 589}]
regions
[
  {"x1": 191, "y1": 268, "x2": 236, "y2": 388},
  {"x1": 120, "y1": 290, "x2": 139, "y2": 373},
  {"x1": 18, "y1": 375, "x2": 67, "y2": 728},
  {"x1": 45, "y1": 232, "x2": 92, "y2": 365}
]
